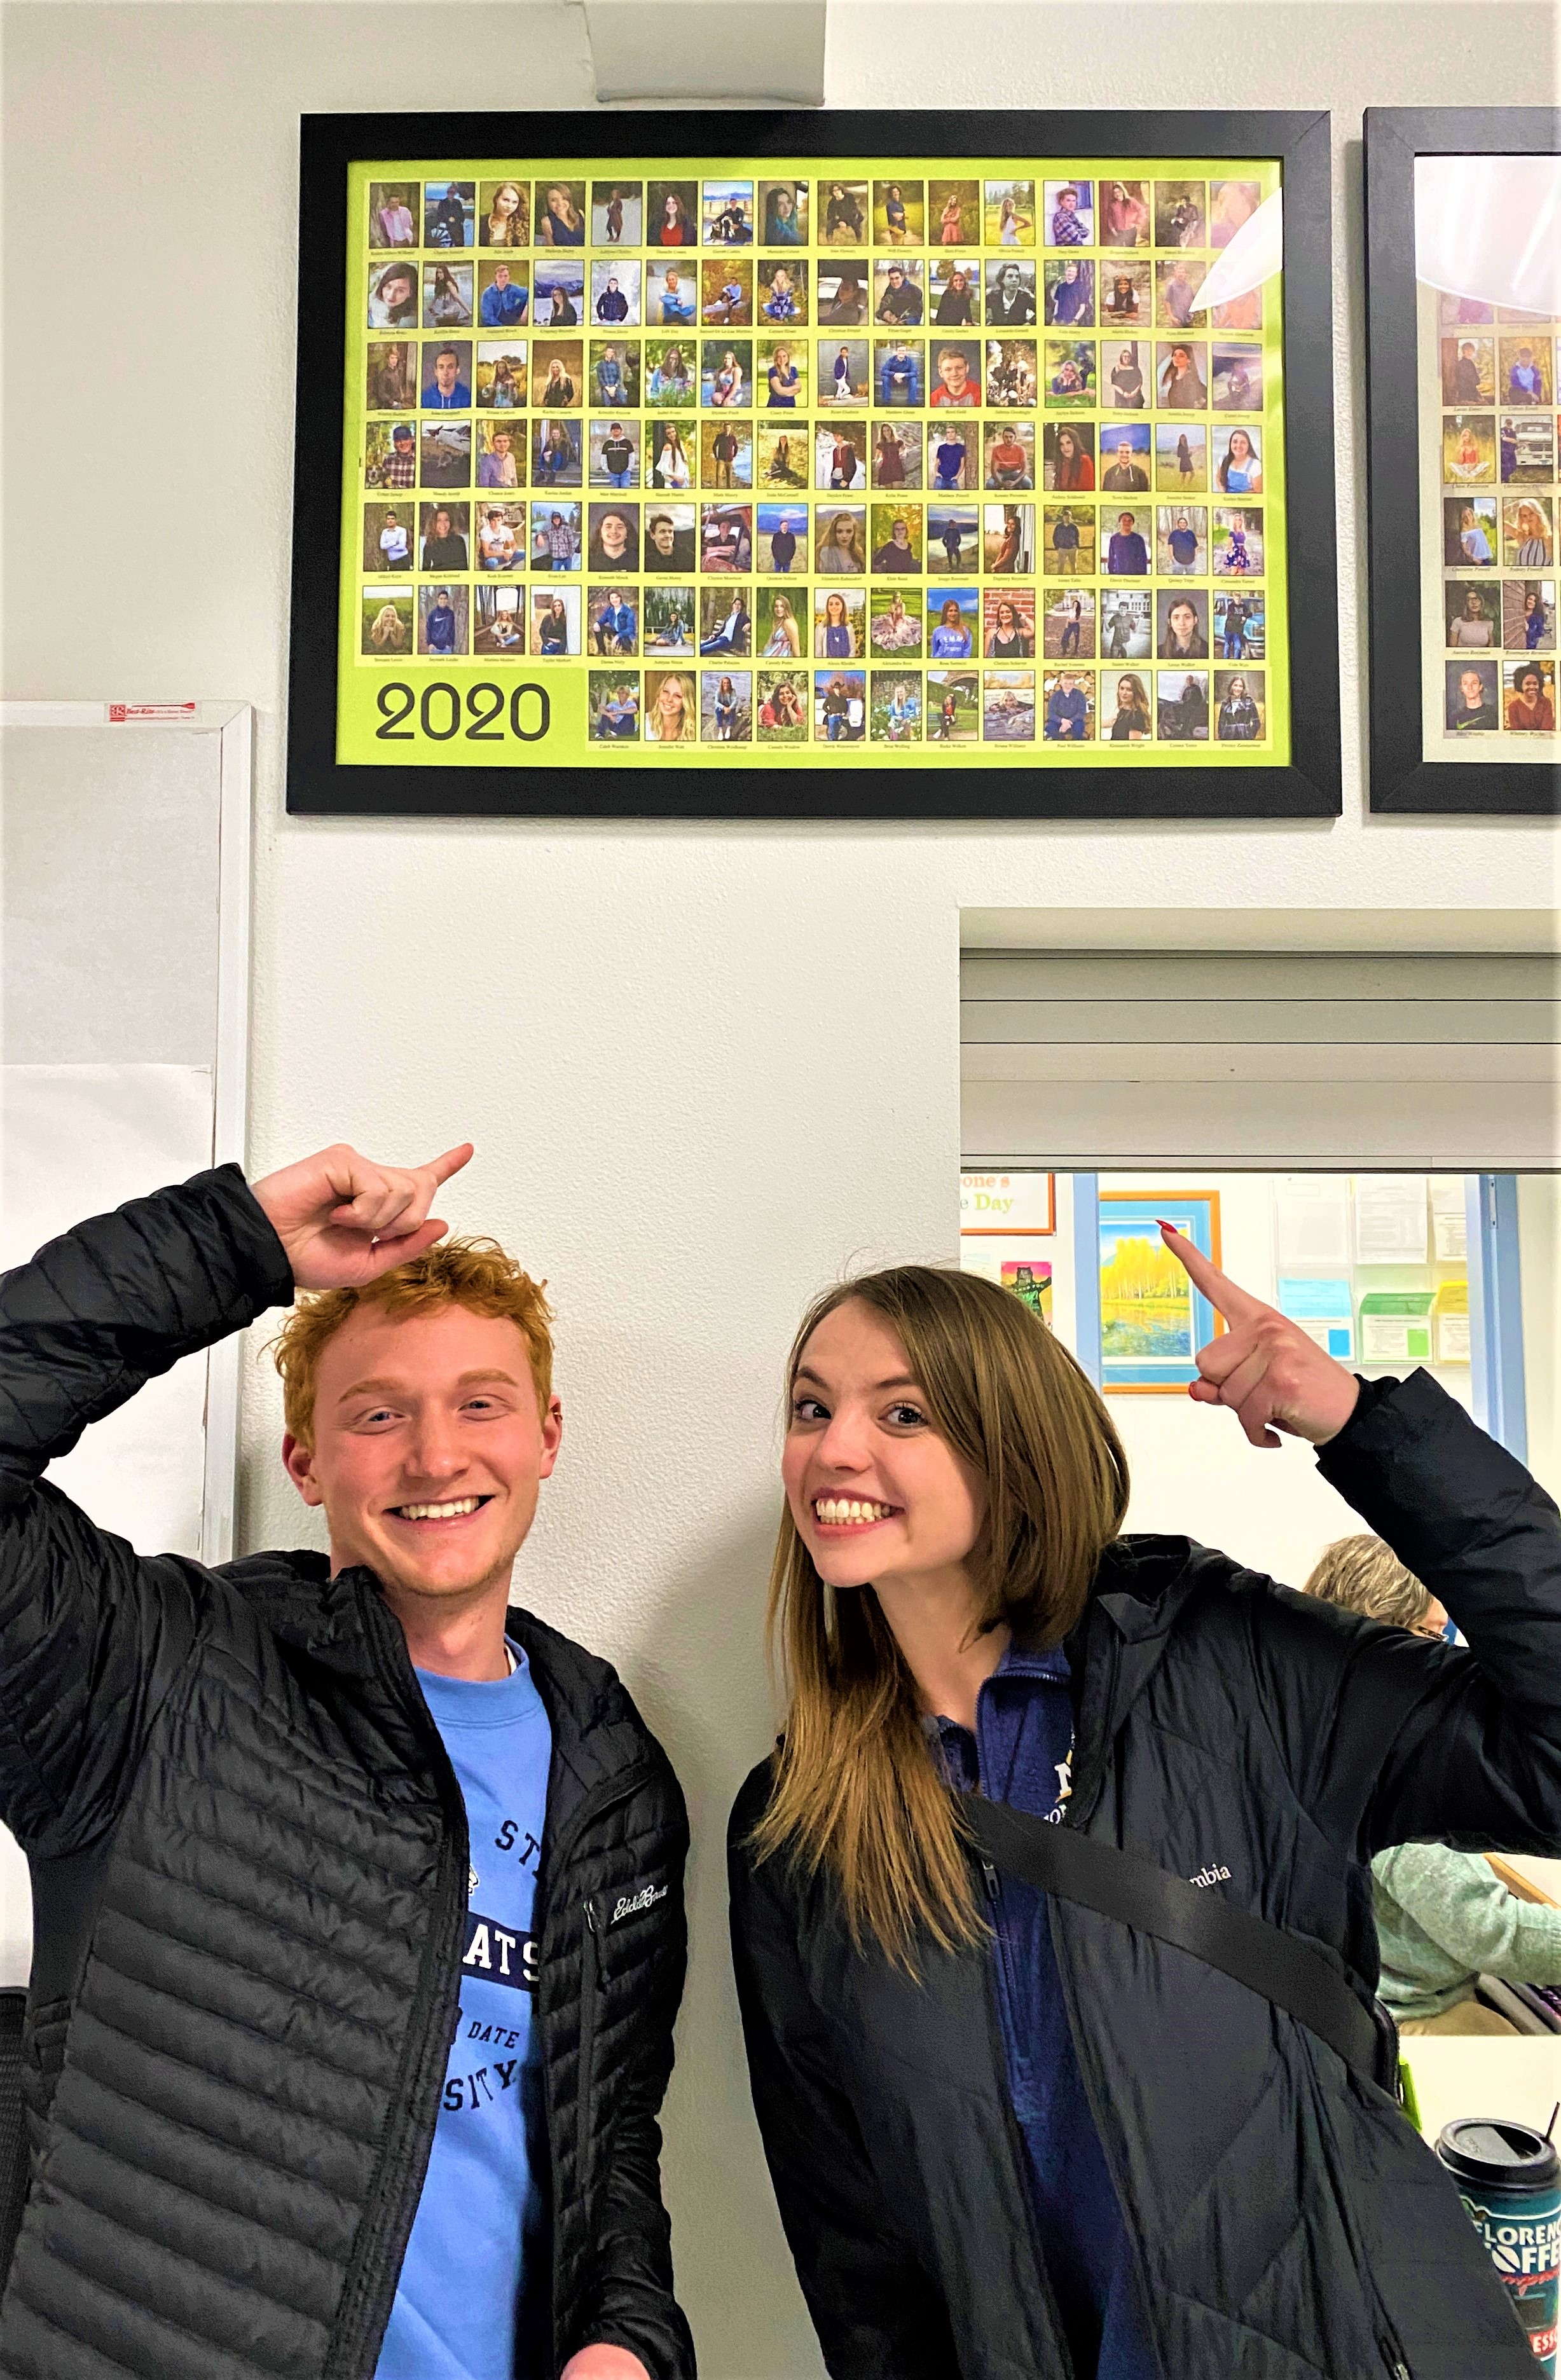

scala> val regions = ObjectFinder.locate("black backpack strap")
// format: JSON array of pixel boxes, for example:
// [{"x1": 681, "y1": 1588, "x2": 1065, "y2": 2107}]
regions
[{"x1": 961, "y1": 1793, "x2": 1395, "y2": 2093}]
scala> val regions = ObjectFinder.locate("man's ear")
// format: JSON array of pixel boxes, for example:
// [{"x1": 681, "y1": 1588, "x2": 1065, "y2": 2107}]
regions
[
  {"x1": 282, "y1": 1434, "x2": 326, "y2": 1508},
  {"x1": 538, "y1": 1396, "x2": 563, "y2": 1482}
]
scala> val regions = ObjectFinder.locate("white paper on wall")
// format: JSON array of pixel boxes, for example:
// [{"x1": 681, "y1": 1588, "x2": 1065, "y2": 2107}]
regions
[
  {"x1": 1273, "y1": 1176, "x2": 1351, "y2": 1267},
  {"x1": 1429, "y1": 1177, "x2": 1469, "y2": 1263},
  {"x1": 1354, "y1": 1175, "x2": 1429, "y2": 1264}
]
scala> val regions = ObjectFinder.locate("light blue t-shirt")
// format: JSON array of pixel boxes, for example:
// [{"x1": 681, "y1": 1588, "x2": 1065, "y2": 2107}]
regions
[{"x1": 376, "y1": 1650, "x2": 553, "y2": 2380}]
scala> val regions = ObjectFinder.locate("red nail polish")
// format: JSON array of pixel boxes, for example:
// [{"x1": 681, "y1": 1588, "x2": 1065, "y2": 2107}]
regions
[{"x1": 1156, "y1": 1218, "x2": 1178, "y2": 1232}]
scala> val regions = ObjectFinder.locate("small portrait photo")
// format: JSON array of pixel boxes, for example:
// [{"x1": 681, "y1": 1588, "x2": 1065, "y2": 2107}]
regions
[
  {"x1": 532, "y1": 416, "x2": 582, "y2": 488},
  {"x1": 1100, "y1": 179, "x2": 1152, "y2": 249},
  {"x1": 701, "y1": 416, "x2": 752, "y2": 488},
  {"x1": 759, "y1": 179, "x2": 809, "y2": 245},
  {"x1": 648, "y1": 181, "x2": 699, "y2": 248},
  {"x1": 756, "y1": 668, "x2": 809, "y2": 741},
  {"x1": 869, "y1": 502, "x2": 924, "y2": 572},
  {"x1": 534, "y1": 181, "x2": 586, "y2": 247},
  {"x1": 1504, "y1": 495, "x2": 1555, "y2": 569},
  {"x1": 423, "y1": 263, "x2": 474, "y2": 331},
  {"x1": 928, "y1": 586, "x2": 979, "y2": 659},
  {"x1": 755, "y1": 424, "x2": 808, "y2": 487},
  {"x1": 1441, "y1": 336, "x2": 1495, "y2": 406},
  {"x1": 699, "y1": 499, "x2": 753, "y2": 572},
  {"x1": 870, "y1": 670, "x2": 923, "y2": 743},
  {"x1": 1443, "y1": 413, "x2": 1496, "y2": 485},
  {"x1": 1445, "y1": 581, "x2": 1498, "y2": 649},
  {"x1": 872, "y1": 418, "x2": 924, "y2": 490},
  {"x1": 645, "y1": 670, "x2": 696, "y2": 743},
  {"x1": 820, "y1": 180, "x2": 868, "y2": 245},
  {"x1": 815, "y1": 669, "x2": 867, "y2": 742},
  {"x1": 418, "y1": 584, "x2": 469, "y2": 657},
  {"x1": 874, "y1": 179, "x2": 925, "y2": 246},
  {"x1": 369, "y1": 259, "x2": 420, "y2": 331},
  {"x1": 1038, "y1": 667, "x2": 1088, "y2": 741},
  {"x1": 476, "y1": 343, "x2": 527, "y2": 411},
  {"x1": 1100, "y1": 589, "x2": 1153, "y2": 663},
  {"x1": 817, "y1": 264, "x2": 870, "y2": 326},
  {"x1": 757, "y1": 584, "x2": 805, "y2": 658},
  {"x1": 818, "y1": 339, "x2": 870, "y2": 407},
  {"x1": 928, "y1": 418, "x2": 977, "y2": 490},
  {"x1": 928, "y1": 504, "x2": 980, "y2": 575},
  {"x1": 1501, "y1": 411, "x2": 1557, "y2": 485},
  {"x1": 1042, "y1": 420, "x2": 1095, "y2": 492},
  {"x1": 1155, "y1": 181, "x2": 1206, "y2": 249},
  {"x1": 815, "y1": 505, "x2": 867, "y2": 574},
  {"x1": 760, "y1": 338, "x2": 808, "y2": 410},
  {"x1": 875, "y1": 337, "x2": 926, "y2": 407},
  {"x1": 930, "y1": 258, "x2": 980, "y2": 328},
  {"x1": 478, "y1": 258, "x2": 530, "y2": 333},
  {"x1": 1504, "y1": 657, "x2": 1557, "y2": 731},
  {"x1": 1500, "y1": 336, "x2": 1553, "y2": 406},
  {"x1": 1104, "y1": 340, "x2": 1149, "y2": 409},
  {"x1": 586, "y1": 584, "x2": 638, "y2": 657},
  {"x1": 366, "y1": 340, "x2": 418, "y2": 412},
  {"x1": 701, "y1": 669, "x2": 753, "y2": 741},
  {"x1": 477, "y1": 418, "x2": 525, "y2": 490},
  {"x1": 591, "y1": 181, "x2": 643, "y2": 248},
  {"x1": 1445, "y1": 656, "x2": 1500, "y2": 731},
  {"x1": 419, "y1": 420, "x2": 472, "y2": 490},
  {"x1": 1214, "y1": 668, "x2": 1266, "y2": 741},
  {"x1": 1213, "y1": 344, "x2": 1263, "y2": 411},
  {"x1": 1045, "y1": 259, "x2": 1095, "y2": 329},
  {"x1": 985, "y1": 502, "x2": 1036, "y2": 574},
  {"x1": 1157, "y1": 504, "x2": 1208, "y2": 574},
  {"x1": 1103, "y1": 506, "x2": 1150, "y2": 577},
  {"x1": 589, "y1": 259, "x2": 640, "y2": 327},
  {"x1": 983, "y1": 586, "x2": 1037, "y2": 658},
  {"x1": 987, "y1": 338, "x2": 1039, "y2": 407},
  {"x1": 1099, "y1": 421, "x2": 1152, "y2": 492},
  {"x1": 1155, "y1": 256, "x2": 1206, "y2": 332},
  {"x1": 647, "y1": 259, "x2": 698, "y2": 329},
  {"x1": 535, "y1": 257, "x2": 585, "y2": 331},
  {"x1": 643, "y1": 581, "x2": 697, "y2": 654},
  {"x1": 985, "y1": 419, "x2": 1036, "y2": 490},
  {"x1": 928, "y1": 340, "x2": 982, "y2": 411},
  {"x1": 1157, "y1": 668, "x2": 1210, "y2": 740},
  {"x1": 1043, "y1": 340, "x2": 1096, "y2": 408},
  {"x1": 1042, "y1": 584, "x2": 1096, "y2": 659},
  {"x1": 816, "y1": 422, "x2": 868, "y2": 491},
  {"x1": 701, "y1": 340, "x2": 753, "y2": 408},
  {"x1": 425, "y1": 180, "x2": 475, "y2": 249},
  {"x1": 988, "y1": 669, "x2": 1039, "y2": 741},
  {"x1": 422, "y1": 338, "x2": 474, "y2": 408},
  {"x1": 475, "y1": 501, "x2": 525, "y2": 572},
  {"x1": 1043, "y1": 501, "x2": 1097, "y2": 577},
  {"x1": 1503, "y1": 578, "x2": 1557, "y2": 651},
  {"x1": 813, "y1": 585, "x2": 867, "y2": 659},
  {"x1": 1100, "y1": 666, "x2": 1154, "y2": 740},
  {"x1": 364, "y1": 418, "x2": 418, "y2": 490},
  {"x1": 1157, "y1": 586, "x2": 1211, "y2": 661},
  {"x1": 1443, "y1": 494, "x2": 1499, "y2": 568},
  {"x1": 1441, "y1": 290, "x2": 1496, "y2": 327},
  {"x1": 1212, "y1": 286, "x2": 1263, "y2": 332},
  {"x1": 587, "y1": 499, "x2": 640, "y2": 573},
  {"x1": 1045, "y1": 179, "x2": 1093, "y2": 247},
  {"x1": 926, "y1": 670, "x2": 980, "y2": 741},
  {"x1": 1214, "y1": 588, "x2": 1265, "y2": 659},
  {"x1": 984, "y1": 178, "x2": 1036, "y2": 247},
  {"x1": 362, "y1": 586, "x2": 414, "y2": 656},
  {"x1": 530, "y1": 499, "x2": 582, "y2": 570},
  {"x1": 479, "y1": 181, "x2": 530, "y2": 250},
  {"x1": 1148, "y1": 417, "x2": 1207, "y2": 494},
  {"x1": 758, "y1": 258, "x2": 808, "y2": 326},
  {"x1": 870, "y1": 586, "x2": 923, "y2": 654},
  {"x1": 703, "y1": 179, "x2": 755, "y2": 246},
  {"x1": 531, "y1": 339, "x2": 583, "y2": 408},
  {"x1": 589, "y1": 416, "x2": 640, "y2": 489},
  {"x1": 362, "y1": 502, "x2": 413, "y2": 573},
  {"x1": 701, "y1": 259, "x2": 753, "y2": 327},
  {"x1": 1101, "y1": 263, "x2": 1152, "y2": 328},
  {"x1": 1210, "y1": 180, "x2": 1263, "y2": 249},
  {"x1": 1211, "y1": 504, "x2": 1262, "y2": 575},
  {"x1": 369, "y1": 184, "x2": 418, "y2": 250},
  {"x1": 931, "y1": 177, "x2": 980, "y2": 247},
  {"x1": 588, "y1": 672, "x2": 641, "y2": 740},
  {"x1": 987, "y1": 260, "x2": 1039, "y2": 329},
  {"x1": 530, "y1": 586, "x2": 581, "y2": 658},
  {"x1": 645, "y1": 340, "x2": 696, "y2": 408},
  {"x1": 874, "y1": 259, "x2": 926, "y2": 328},
  {"x1": 699, "y1": 584, "x2": 752, "y2": 658},
  {"x1": 1156, "y1": 340, "x2": 1209, "y2": 408}
]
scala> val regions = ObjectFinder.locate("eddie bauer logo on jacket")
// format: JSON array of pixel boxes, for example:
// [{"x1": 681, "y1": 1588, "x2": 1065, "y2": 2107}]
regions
[{"x1": 612, "y1": 1882, "x2": 669, "y2": 1925}]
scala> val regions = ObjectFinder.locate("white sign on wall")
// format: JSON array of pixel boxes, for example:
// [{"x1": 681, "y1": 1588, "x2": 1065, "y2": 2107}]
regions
[{"x1": 959, "y1": 1170, "x2": 1056, "y2": 1237}]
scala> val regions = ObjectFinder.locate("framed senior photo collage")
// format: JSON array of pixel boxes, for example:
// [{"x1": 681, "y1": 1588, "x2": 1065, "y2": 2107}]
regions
[{"x1": 287, "y1": 109, "x2": 1340, "y2": 820}]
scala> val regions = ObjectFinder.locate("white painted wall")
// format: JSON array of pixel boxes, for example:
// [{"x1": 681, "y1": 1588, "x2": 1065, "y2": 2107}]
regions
[{"x1": 3, "y1": 8, "x2": 1558, "y2": 2375}]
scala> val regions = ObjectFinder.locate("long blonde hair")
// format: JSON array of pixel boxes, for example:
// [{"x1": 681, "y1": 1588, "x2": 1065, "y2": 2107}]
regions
[{"x1": 753, "y1": 1266, "x2": 1129, "y2": 1965}]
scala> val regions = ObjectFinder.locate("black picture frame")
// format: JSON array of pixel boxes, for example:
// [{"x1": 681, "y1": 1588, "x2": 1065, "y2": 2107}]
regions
[
  {"x1": 1365, "y1": 107, "x2": 1561, "y2": 815},
  {"x1": 288, "y1": 107, "x2": 1340, "y2": 822}
]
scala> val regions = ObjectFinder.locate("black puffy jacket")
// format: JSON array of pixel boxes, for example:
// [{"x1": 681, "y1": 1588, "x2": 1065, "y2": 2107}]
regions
[
  {"x1": 0, "y1": 1167, "x2": 695, "y2": 2380},
  {"x1": 732, "y1": 1375, "x2": 1561, "y2": 2380}
]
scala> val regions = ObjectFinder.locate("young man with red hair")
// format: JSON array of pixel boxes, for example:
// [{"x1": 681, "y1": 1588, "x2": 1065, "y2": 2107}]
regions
[{"x1": 0, "y1": 1144, "x2": 692, "y2": 2380}]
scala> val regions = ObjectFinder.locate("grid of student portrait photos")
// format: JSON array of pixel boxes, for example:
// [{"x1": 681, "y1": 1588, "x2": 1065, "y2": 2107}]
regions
[
  {"x1": 1425, "y1": 286, "x2": 1559, "y2": 752},
  {"x1": 345, "y1": 158, "x2": 1288, "y2": 763}
]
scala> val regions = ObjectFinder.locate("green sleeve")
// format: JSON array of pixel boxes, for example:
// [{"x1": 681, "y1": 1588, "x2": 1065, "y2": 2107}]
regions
[{"x1": 1374, "y1": 1843, "x2": 1561, "y2": 1983}]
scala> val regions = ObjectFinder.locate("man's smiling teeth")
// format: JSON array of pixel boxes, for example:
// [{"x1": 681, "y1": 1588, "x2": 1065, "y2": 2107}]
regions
[
  {"x1": 815, "y1": 1498, "x2": 893, "y2": 1526},
  {"x1": 395, "y1": 1497, "x2": 485, "y2": 1520}
]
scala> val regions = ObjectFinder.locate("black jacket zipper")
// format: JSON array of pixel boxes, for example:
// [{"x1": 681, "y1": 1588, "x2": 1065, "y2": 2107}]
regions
[
  {"x1": 979, "y1": 1857, "x2": 1077, "y2": 2379},
  {"x1": 577, "y1": 1902, "x2": 601, "y2": 2206}
]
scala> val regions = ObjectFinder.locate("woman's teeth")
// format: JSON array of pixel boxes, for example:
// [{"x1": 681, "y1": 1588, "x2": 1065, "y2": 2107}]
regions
[
  {"x1": 396, "y1": 1498, "x2": 484, "y2": 1520},
  {"x1": 815, "y1": 1499, "x2": 892, "y2": 1526}
]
